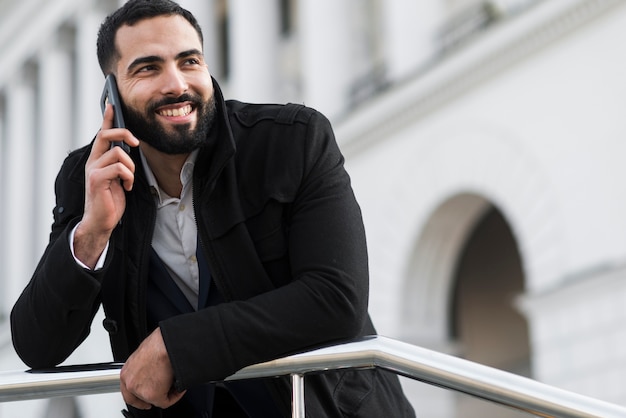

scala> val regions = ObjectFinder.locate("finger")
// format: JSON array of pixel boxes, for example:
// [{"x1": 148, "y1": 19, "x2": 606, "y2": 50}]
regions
[
  {"x1": 152, "y1": 389, "x2": 187, "y2": 409},
  {"x1": 108, "y1": 145, "x2": 137, "y2": 179},
  {"x1": 86, "y1": 144, "x2": 136, "y2": 192},
  {"x1": 117, "y1": 162, "x2": 136, "y2": 191},
  {"x1": 95, "y1": 140, "x2": 136, "y2": 170},
  {"x1": 87, "y1": 161, "x2": 134, "y2": 190},
  {"x1": 125, "y1": 393, "x2": 153, "y2": 410},
  {"x1": 94, "y1": 105, "x2": 139, "y2": 156},
  {"x1": 101, "y1": 103, "x2": 115, "y2": 131},
  {"x1": 95, "y1": 127, "x2": 138, "y2": 156},
  {"x1": 120, "y1": 381, "x2": 152, "y2": 410}
]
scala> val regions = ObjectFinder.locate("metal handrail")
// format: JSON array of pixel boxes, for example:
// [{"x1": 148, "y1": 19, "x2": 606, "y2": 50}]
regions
[
  {"x1": 0, "y1": 364, "x2": 121, "y2": 402},
  {"x1": 1, "y1": 335, "x2": 626, "y2": 417}
]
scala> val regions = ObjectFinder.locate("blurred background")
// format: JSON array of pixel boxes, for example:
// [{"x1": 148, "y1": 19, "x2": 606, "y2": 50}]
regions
[{"x1": 1, "y1": 0, "x2": 626, "y2": 416}]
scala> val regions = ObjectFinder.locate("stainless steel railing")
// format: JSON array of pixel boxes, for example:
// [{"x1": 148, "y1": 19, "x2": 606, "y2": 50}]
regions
[{"x1": 1, "y1": 335, "x2": 626, "y2": 417}]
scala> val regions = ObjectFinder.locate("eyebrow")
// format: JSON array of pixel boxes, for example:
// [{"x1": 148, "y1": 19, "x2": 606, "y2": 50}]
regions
[{"x1": 126, "y1": 49, "x2": 204, "y2": 73}]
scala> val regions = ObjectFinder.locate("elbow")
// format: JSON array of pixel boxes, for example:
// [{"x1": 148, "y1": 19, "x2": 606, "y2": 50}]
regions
[
  {"x1": 11, "y1": 330, "x2": 67, "y2": 370},
  {"x1": 10, "y1": 305, "x2": 66, "y2": 370},
  {"x1": 329, "y1": 288, "x2": 369, "y2": 340}
]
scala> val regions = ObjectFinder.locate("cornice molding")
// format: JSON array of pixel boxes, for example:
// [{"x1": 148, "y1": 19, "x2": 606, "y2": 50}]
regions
[{"x1": 336, "y1": 0, "x2": 624, "y2": 156}]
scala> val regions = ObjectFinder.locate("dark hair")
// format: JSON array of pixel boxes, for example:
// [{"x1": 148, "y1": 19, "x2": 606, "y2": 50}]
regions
[{"x1": 96, "y1": 0, "x2": 204, "y2": 75}]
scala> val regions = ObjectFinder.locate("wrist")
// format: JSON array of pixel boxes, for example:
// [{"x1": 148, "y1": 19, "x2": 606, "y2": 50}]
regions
[{"x1": 73, "y1": 222, "x2": 111, "y2": 269}]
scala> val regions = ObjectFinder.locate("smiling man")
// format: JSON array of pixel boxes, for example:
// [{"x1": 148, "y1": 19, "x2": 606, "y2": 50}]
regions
[{"x1": 10, "y1": 1, "x2": 415, "y2": 417}]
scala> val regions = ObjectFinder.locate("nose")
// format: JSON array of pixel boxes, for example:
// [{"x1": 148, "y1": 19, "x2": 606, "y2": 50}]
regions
[{"x1": 160, "y1": 65, "x2": 188, "y2": 96}]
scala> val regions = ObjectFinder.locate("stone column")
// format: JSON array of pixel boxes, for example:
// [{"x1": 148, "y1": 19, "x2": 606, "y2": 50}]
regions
[
  {"x1": 228, "y1": 0, "x2": 280, "y2": 102},
  {"x1": 0, "y1": 93, "x2": 5, "y2": 319},
  {"x1": 75, "y1": 10, "x2": 106, "y2": 149},
  {"x1": 297, "y1": 0, "x2": 352, "y2": 119},
  {"x1": 381, "y1": 1, "x2": 442, "y2": 80},
  {"x1": 178, "y1": 0, "x2": 221, "y2": 79},
  {"x1": 35, "y1": 27, "x2": 75, "y2": 259},
  {"x1": 3, "y1": 64, "x2": 37, "y2": 309}
]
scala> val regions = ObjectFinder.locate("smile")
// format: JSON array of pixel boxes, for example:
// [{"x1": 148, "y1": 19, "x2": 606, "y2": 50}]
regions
[{"x1": 157, "y1": 104, "x2": 193, "y2": 117}]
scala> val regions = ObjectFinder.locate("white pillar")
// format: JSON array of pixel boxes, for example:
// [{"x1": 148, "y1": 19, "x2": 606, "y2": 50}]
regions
[
  {"x1": 36, "y1": 29, "x2": 75, "y2": 259},
  {"x1": 178, "y1": 0, "x2": 221, "y2": 79},
  {"x1": 298, "y1": 0, "x2": 352, "y2": 118},
  {"x1": 0, "y1": 93, "x2": 5, "y2": 317},
  {"x1": 75, "y1": 10, "x2": 106, "y2": 149},
  {"x1": 228, "y1": 0, "x2": 280, "y2": 102},
  {"x1": 381, "y1": 0, "x2": 443, "y2": 80},
  {"x1": 4, "y1": 66, "x2": 37, "y2": 309}
]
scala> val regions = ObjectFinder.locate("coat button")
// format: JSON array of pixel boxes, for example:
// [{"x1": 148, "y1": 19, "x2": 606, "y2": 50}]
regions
[{"x1": 102, "y1": 318, "x2": 118, "y2": 334}]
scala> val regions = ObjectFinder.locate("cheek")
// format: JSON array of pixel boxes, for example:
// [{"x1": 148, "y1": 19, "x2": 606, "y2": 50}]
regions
[
  {"x1": 125, "y1": 94, "x2": 153, "y2": 115},
  {"x1": 194, "y1": 74, "x2": 213, "y2": 99},
  {"x1": 122, "y1": 81, "x2": 156, "y2": 110}
]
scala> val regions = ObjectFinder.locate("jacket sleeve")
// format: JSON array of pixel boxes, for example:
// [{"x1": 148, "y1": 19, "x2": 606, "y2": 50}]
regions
[
  {"x1": 10, "y1": 150, "x2": 105, "y2": 369},
  {"x1": 160, "y1": 108, "x2": 370, "y2": 390}
]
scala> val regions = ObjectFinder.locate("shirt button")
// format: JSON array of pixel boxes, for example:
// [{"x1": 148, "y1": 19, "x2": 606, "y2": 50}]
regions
[
  {"x1": 190, "y1": 255, "x2": 197, "y2": 263},
  {"x1": 179, "y1": 204, "x2": 186, "y2": 211}
]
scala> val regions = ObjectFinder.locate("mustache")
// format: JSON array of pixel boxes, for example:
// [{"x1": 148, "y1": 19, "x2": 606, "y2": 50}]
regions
[{"x1": 148, "y1": 93, "x2": 203, "y2": 111}]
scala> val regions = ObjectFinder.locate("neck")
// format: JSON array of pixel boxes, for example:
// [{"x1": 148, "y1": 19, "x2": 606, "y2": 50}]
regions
[{"x1": 140, "y1": 143, "x2": 189, "y2": 198}]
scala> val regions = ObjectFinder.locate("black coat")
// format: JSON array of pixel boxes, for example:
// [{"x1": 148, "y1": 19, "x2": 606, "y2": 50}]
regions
[{"x1": 11, "y1": 81, "x2": 415, "y2": 417}]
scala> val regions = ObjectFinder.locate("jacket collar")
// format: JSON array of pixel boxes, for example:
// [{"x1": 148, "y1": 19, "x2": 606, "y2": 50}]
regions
[{"x1": 192, "y1": 77, "x2": 236, "y2": 182}]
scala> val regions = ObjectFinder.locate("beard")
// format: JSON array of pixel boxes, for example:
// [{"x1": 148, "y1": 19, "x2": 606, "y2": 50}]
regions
[{"x1": 123, "y1": 93, "x2": 217, "y2": 155}]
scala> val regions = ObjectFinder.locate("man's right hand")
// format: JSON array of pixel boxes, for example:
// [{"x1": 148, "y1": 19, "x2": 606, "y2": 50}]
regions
[{"x1": 74, "y1": 104, "x2": 139, "y2": 269}]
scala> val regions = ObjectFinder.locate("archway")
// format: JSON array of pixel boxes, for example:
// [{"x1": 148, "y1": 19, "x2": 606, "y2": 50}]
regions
[
  {"x1": 451, "y1": 207, "x2": 530, "y2": 416},
  {"x1": 400, "y1": 194, "x2": 531, "y2": 416}
]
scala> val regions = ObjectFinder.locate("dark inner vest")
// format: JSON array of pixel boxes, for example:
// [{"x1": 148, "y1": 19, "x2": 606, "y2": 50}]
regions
[{"x1": 146, "y1": 241, "x2": 282, "y2": 418}]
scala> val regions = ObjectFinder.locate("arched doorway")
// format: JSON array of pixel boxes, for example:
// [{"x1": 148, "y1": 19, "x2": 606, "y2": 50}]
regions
[
  {"x1": 451, "y1": 207, "x2": 530, "y2": 416},
  {"x1": 401, "y1": 194, "x2": 532, "y2": 416}
]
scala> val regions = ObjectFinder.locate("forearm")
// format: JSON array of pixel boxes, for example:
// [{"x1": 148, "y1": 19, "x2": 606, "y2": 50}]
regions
[
  {"x1": 161, "y1": 273, "x2": 367, "y2": 391},
  {"x1": 11, "y1": 222, "x2": 104, "y2": 369},
  {"x1": 162, "y1": 185, "x2": 369, "y2": 389}
]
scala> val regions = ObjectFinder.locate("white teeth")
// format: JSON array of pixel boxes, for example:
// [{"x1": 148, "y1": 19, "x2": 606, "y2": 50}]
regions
[{"x1": 159, "y1": 105, "x2": 192, "y2": 117}]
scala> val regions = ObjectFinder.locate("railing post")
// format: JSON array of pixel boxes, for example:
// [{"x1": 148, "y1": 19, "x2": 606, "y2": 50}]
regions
[{"x1": 291, "y1": 373, "x2": 305, "y2": 418}]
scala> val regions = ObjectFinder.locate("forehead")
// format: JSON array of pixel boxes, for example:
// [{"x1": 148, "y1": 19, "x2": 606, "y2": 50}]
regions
[{"x1": 115, "y1": 15, "x2": 202, "y2": 65}]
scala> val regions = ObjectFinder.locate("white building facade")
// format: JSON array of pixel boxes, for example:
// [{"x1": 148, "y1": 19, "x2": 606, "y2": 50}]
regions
[{"x1": 1, "y1": 0, "x2": 626, "y2": 416}]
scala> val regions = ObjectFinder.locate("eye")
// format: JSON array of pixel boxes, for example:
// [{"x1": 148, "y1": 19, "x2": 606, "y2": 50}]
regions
[
  {"x1": 184, "y1": 58, "x2": 201, "y2": 66},
  {"x1": 137, "y1": 64, "x2": 158, "y2": 73}
]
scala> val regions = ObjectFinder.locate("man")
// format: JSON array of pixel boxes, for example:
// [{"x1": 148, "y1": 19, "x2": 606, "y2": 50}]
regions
[{"x1": 11, "y1": 0, "x2": 415, "y2": 417}]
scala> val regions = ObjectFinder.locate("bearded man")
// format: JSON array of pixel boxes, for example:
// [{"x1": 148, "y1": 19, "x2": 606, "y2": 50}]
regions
[{"x1": 11, "y1": 1, "x2": 416, "y2": 417}]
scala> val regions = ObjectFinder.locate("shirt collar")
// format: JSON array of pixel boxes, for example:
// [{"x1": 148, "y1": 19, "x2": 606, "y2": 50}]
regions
[{"x1": 140, "y1": 148, "x2": 199, "y2": 206}]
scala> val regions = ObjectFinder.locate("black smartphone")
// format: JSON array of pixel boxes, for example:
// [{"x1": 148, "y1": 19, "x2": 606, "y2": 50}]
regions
[{"x1": 100, "y1": 74, "x2": 131, "y2": 154}]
